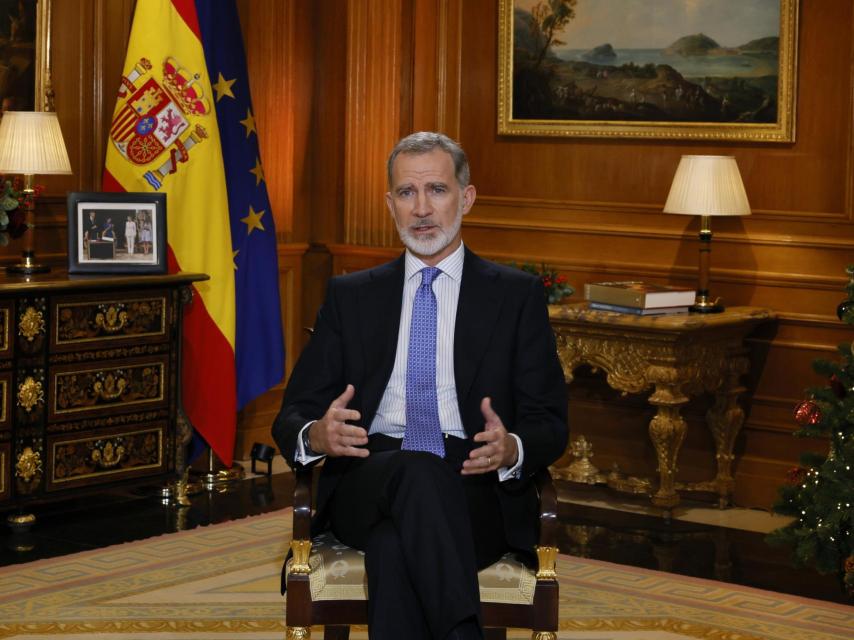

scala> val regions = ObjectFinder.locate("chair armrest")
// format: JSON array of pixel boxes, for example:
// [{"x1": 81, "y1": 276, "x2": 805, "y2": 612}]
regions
[
  {"x1": 293, "y1": 465, "x2": 313, "y2": 541},
  {"x1": 534, "y1": 467, "x2": 557, "y2": 548},
  {"x1": 534, "y1": 468, "x2": 559, "y2": 581},
  {"x1": 288, "y1": 466, "x2": 315, "y2": 577}
]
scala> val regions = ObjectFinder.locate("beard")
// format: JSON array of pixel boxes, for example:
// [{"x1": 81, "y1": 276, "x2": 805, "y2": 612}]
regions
[{"x1": 395, "y1": 202, "x2": 464, "y2": 258}]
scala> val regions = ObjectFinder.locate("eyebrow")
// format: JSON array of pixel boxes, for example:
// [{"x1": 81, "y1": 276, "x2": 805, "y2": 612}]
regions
[{"x1": 394, "y1": 181, "x2": 448, "y2": 195}]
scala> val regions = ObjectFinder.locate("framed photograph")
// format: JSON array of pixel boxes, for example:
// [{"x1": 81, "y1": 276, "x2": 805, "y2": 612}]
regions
[
  {"x1": 67, "y1": 192, "x2": 167, "y2": 274},
  {"x1": 498, "y1": 0, "x2": 798, "y2": 141}
]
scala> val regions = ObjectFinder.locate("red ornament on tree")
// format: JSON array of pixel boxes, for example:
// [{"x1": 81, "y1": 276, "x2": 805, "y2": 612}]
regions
[
  {"x1": 794, "y1": 400, "x2": 822, "y2": 426},
  {"x1": 785, "y1": 466, "x2": 807, "y2": 486}
]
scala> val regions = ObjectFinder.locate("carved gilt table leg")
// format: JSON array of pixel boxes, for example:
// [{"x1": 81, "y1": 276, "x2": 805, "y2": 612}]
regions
[
  {"x1": 704, "y1": 353, "x2": 749, "y2": 508},
  {"x1": 646, "y1": 367, "x2": 689, "y2": 511}
]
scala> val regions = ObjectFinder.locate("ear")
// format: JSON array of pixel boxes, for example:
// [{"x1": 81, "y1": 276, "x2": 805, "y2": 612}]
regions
[
  {"x1": 461, "y1": 184, "x2": 476, "y2": 216},
  {"x1": 385, "y1": 191, "x2": 394, "y2": 217}
]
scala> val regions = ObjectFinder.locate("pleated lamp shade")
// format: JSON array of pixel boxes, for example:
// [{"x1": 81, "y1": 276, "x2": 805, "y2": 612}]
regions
[
  {"x1": 0, "y1": 111, "x2": 72, "y2": 175},
  {"x1": 663, "y1": 155, "x2": 750, "y2": 217}
]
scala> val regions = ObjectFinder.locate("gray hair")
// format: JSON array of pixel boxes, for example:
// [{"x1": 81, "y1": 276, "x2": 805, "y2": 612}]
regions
[{"x1": 386, "y1": 131, "x2": 470, "y2": 188}]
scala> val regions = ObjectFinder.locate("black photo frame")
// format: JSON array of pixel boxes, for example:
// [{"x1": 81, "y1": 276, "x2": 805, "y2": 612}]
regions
[{"x1": 67, "y1": 192, "x2": 167, "y2": 274}]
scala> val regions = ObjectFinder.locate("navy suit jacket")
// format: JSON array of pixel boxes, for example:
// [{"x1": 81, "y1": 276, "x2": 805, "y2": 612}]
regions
[{"x1": 272, "y1": 248, "x2": 568, "y2": 553}]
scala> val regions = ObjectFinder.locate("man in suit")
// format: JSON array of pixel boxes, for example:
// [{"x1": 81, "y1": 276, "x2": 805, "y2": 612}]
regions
[{"x1": 272, "y1": 131, "x2": 568, "y2": 640}]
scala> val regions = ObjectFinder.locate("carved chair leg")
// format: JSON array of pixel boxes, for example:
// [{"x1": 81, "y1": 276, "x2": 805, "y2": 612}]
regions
[
  {"x1": 324, "y1": 625, "x2": 350, "y2": 639},
  {"x1": 532, "y1": 632, "x2": 557, "y2": 640},
  {"x1": 286, "y1": 626, "x2": 310, "y2": 639}
]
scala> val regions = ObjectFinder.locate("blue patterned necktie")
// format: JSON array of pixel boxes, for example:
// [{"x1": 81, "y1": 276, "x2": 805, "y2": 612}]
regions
[{"x1": 402, "y1": 267, "x2": 445, "y2": 457}]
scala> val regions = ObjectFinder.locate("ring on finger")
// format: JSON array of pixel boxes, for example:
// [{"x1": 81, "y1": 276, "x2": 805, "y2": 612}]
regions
[{"x1": 487, "y1": 456, "x2": 492, "y2": 466}]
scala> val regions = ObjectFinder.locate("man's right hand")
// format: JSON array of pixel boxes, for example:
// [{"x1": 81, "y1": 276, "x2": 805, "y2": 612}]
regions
[{"x1": 309, "y1": 384, "x2": 369, "y2": 457}]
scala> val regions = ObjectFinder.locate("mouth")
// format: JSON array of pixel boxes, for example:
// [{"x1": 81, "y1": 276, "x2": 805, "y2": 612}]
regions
[{"x1": 410, "y1": 224, "x2": 438, "y2": 235}]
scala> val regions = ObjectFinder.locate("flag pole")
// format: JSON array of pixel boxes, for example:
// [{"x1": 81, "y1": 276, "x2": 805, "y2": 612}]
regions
[{"x1": 195, "y1": 446, "x2": 245, "y2": 489}]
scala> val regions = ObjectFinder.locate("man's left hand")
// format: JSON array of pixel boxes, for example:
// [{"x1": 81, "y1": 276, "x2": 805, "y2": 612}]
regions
[{"x1": 461, "y1": 397, "x2": 518, "y2": 475}]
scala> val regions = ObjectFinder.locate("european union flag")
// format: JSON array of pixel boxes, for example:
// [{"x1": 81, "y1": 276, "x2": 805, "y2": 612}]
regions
[{"x1": 196, "y1": 0, "x2": 285, "y2": 410}]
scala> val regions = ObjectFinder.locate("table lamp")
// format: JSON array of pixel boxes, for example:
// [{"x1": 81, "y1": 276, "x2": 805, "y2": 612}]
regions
[
  {"x1": 663, "y1": 155, "x2": 751, "y2": 313},
  {"x1": 0, "y1": 111, "x2": 72, "y2": 274}
]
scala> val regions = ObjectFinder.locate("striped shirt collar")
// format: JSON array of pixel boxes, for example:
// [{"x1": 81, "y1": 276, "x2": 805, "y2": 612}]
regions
[{"x1": 404, "y1": 242, "x2": 465, "y2": 283}]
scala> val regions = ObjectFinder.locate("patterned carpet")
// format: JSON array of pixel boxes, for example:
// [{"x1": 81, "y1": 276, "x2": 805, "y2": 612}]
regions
[{"x1": 1, "y1": 509, "x2": 851, "y2": 640}]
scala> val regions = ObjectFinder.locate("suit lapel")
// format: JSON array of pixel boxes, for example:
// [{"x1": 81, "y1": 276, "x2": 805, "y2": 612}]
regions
[
  {"x1": 358, "y1": 255, "x2": 405, "y2": 411},
  {"x1": 454, "y1": 249, "x2": 504, "y2": 424}
]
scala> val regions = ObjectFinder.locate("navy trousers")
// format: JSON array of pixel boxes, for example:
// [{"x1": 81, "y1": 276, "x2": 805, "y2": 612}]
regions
[{"x1": 328, "y1": 434, "x2": 507, "y2": 639}]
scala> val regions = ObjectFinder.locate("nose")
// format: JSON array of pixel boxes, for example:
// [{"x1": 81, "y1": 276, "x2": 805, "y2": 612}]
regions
[{"x1": 413, "y1": 189, "x2": 432, "y2": 217}]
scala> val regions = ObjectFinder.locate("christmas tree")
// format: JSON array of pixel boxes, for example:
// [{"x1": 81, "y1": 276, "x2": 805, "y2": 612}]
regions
[{"x1": 767, "y1": 265, "x2": 854, "y2": 596}]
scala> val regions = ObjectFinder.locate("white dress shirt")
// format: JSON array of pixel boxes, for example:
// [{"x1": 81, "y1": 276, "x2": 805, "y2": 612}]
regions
[{"x1": 297, "y1": 243, "x2": 523, "y2": 480}]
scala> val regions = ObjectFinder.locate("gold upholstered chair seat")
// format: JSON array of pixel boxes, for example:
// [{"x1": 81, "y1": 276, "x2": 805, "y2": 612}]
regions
[
  {"x1": 286, "y1": 530, "x2": 537, "y2": 605},
  {"x1": 284, "y1": 467, "x2": 559, "y2": 640}
]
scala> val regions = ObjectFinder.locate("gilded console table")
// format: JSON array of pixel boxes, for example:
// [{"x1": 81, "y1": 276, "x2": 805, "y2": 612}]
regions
[
  {"x1": 0, "y1": 271, "x2": 207, "y2": 525},
  {"x1": 549, "y1": 303, "x2": 775, "y2": 511}
]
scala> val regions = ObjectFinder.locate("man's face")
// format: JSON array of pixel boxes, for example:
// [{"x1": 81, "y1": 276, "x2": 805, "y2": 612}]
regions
[{"x1": 385, "y1": 149, "x2": 476, "y2": 265}]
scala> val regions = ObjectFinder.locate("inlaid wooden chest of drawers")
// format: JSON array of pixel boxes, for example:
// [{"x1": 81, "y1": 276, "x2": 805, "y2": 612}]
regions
[{"x1": 0, "y1": 272, "x2": 207, "y2": 518}]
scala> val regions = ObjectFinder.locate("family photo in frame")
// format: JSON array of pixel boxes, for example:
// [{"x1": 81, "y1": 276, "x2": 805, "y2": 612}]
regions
[
  {"x1": 498, "y1": 0, "x2": 798, "y2": 141},
  {"x1": 67, "y1": 192, "x2": 167, "y2": 274}
]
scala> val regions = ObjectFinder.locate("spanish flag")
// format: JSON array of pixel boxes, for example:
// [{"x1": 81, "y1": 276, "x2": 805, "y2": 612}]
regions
[{"x1": 103, "y1": 0, "x2": 284, "y2": 466}]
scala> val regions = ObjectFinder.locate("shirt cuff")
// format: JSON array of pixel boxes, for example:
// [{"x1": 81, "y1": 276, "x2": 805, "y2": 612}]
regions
[
  {"x1": 498, "y1": 433, "x2": 524, "y2": 482},
  {"x1": 294, "y1": 421, "x2": 326, "y2": 465}
]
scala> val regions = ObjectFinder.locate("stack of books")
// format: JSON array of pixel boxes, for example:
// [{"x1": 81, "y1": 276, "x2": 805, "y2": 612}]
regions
[{"x1": 584, "y1": 281, "x2": 696, "y2": 315}]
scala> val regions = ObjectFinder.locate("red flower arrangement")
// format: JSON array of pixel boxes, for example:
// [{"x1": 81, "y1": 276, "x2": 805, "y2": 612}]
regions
[
  {"x1": 0, "y1": 176, "x2": 45, "y2": 241},
  {"x1": 512, "y1": 262, "x2": 575, "y2": 304}
]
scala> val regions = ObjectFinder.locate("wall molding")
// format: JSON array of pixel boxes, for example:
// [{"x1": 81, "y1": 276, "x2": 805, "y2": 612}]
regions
[
  {"x1": 468, "y1": 202, "x2": 854, "y2": 251},
  {"x1": 476, "y1": 195, "x2": 851, "y2": 222}
]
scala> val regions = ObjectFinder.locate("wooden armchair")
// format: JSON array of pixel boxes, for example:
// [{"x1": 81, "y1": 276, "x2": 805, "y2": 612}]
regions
[{"x1": 284, "y1": 466, "x2": 560, "y2": 640}]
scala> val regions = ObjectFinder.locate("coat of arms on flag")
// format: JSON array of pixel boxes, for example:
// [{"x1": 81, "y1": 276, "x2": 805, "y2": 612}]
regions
[{"x1": 109, "y1": 56, "x2": 211, "y2": 191}]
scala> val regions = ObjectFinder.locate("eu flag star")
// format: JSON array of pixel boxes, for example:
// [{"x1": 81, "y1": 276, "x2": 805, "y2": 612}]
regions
[
  {"x1": 240, "y1": 109, "x2": 256, "y2": 138},
  {"x1": 213, "y1": 72, "x2": 236, "y2": 102},
  {"x1": 250, "y1": 157, "x2": 265, "y2": 186},
  {"x1": 241, "y1": 206, "x2": 265, "y2": 235}
]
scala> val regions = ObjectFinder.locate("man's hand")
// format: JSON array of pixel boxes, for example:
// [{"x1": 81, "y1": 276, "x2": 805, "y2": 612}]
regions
[
  {"x1": 461, "y1": 397, "x2": 518, "y2": 475},
  {"x1": 309, "y1": 384, "x2": 369, "y2": 457}
]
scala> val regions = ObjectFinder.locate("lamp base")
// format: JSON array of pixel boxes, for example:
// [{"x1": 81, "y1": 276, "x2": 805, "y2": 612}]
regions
[
  {"x1": 6, "y1": 263, "x2": 50, "y2": 275},
  {"x1": 6, "y1": 251, "x2": 50, "y2": 275},
  {"x1": 691, "y1": 300, "x2": 724, "y2": 314}
]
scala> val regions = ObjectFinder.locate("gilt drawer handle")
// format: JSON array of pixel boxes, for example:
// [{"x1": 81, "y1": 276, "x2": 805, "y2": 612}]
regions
[
  {"x1": 18, "y1": 307, "x2": 45, "y2": 341},
  {"x1": 95, "y1": 305, "x2": 129, "y2": 333},
  {"x1": 17, "y1": 376, "x2": 44, "y2": 412},
  {"x1": 91, "y1": 438, "x2": 126, "y2": 469},
  {"x1": 15, "y1": 446, "x2": 42, "y2": 482},
  {"x1": 93, "y1": 372, "x2": 128, "y2": 401}
]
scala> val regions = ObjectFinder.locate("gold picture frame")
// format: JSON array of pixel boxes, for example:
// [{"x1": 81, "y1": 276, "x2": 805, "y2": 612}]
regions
[
  {"x1": 498, "y1": 0, "x2": 798, "y2": 142},
  {"x1": 35, "y1": 0, "x2": 54, "y2": 111}
]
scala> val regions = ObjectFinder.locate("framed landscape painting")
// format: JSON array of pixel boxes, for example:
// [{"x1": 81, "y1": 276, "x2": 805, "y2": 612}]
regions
[
  {"x1": 0, "y1": 0, "x2": 51, "y2": 114},
  {"x1": 498, "y1": 0, "x2": 798, "y2": 141}
]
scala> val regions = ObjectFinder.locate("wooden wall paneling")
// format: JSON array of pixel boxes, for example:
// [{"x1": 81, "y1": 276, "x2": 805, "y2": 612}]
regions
[
  {"x1": 238, "y1": 0, "x2": 299, "y2": 239},
  {"x1": 293, "y1": 0, "x2": 349, "y2": 341},
  {"x1": 308, "y1": 0, "x2": 346, "y2": 249},
  {"x1": 410, "y1": 0, "x2": 462, "y2": 137},
  {"x1": 407, "y1": 0, "x2": 854, "y2": 508},
  {"x1": 328, "y1": 243, "x2": 400, "y2": 276},
  {"x1": 344, "y1": 0, "x2": 405, "y2": 248},
  {"x1": 848, "y1": 1, "x2": 854, "y2": 218},
  {"x1": 93, "y1": 0, "x2": 136, "y2": 190},
  {"x1": 456, "y1": 0, "x2": 853, "y2": 219}
]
